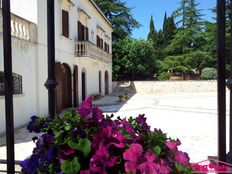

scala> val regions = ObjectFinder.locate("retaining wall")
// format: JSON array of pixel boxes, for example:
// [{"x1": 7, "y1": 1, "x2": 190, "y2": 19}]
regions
[{"x1": 113, "y1": 80, "x2": 218, "y2": 94}]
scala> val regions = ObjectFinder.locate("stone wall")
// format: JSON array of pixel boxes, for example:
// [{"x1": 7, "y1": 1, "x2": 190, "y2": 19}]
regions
[{"x1": 113, "y1": 80, "x2": 218, "y2": 94}]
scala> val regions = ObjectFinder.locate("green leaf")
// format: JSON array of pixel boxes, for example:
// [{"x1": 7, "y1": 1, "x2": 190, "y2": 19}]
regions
[
  {"x1": 64, "y1": 124, "x2": 72, "y2": 131},
  {"x1": 124, "y1": 133, "x2": 132, "y2": 140},
  {"x1": 175, "y1": 162, "x2": 184, "y2": 172},
  {"x1": 61, "y1": 157, "x2": 80, "y2": 174},
  {"x1": 153, "y1": 145, "x2": 161, "y2": 156},
  {"x1": 68, "y1": 139, "x2": 91, "y2": 157}
]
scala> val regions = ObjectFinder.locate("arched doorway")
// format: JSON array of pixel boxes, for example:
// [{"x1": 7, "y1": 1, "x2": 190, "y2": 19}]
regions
[
  {"x1": 99, "y1": 71, "x2": 102, "y2": 94},
  {"x1": 55, "y1": 62, "x2": 63, "y2": 113},
  {"x1": 74, "y1": 65, "x2": 79, "y2": 107},
  {"x1": 62, "y1": 63, "x2": 72, "y2": 109},
  {"x1": 55, "y1": 62, "x2": 72, "y2": 113},
  {"x1": 81, "y1": 68, "x2": 86, "y2": 101},
  {"x1": 105, "y1": 71, "x2": 109, "y2": 95}
]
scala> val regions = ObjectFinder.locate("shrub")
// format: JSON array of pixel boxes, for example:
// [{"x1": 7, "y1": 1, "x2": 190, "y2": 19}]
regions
[
  {"x1": 157, "y1": 72, "x2": 171, "y2": 80},
  {"x1": 201, "y1": 67, "x2": 217, "y2": 80},
  {"x1": 21, "y1": 97, "x2": 192, "y2": 174}
]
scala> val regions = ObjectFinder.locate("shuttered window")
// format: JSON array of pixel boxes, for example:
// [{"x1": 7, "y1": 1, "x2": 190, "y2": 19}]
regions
[
  {"x1": 100, "y1": 39, "x2": 103, "y2": 49},
  {"x1": 62, "y1": 10, "x2": 69, "y2": 38},
  {"x1": 97, "y1": 35, "x2": 100, "y2": 47},
  {"x1": 85, "y1": 27, "x2": 89, "y2": 41},
  {"x1": 78, "y1": 21, "x2": 88, "y2": 41}
]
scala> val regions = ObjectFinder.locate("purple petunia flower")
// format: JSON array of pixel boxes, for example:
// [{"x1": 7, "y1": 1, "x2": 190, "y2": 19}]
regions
[
  {"x1": 76, "y1": 97, "x2": 103, "y2": 124},
  {"x1": 135, "y1": 114, "x2": 151, "y2": 132},
  {"x1": 21, "y1": 154, "x2": 40, "y2": 174},
  {"x1": 27, "y1": 115, "x2": 43, "y2": 133}
]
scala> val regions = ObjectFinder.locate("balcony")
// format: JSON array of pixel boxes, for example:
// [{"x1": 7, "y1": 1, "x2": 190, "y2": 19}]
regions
[
  {"x1": 0, "y1": 8, "x2": 37, "y2": 43},
  {"x1": 75, "y1": 41, "x2": 112, "y2": 64}
]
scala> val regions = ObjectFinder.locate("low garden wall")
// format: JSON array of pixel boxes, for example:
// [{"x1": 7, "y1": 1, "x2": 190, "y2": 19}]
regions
[{"x1": 113, "y1": 80, "x2": 218, "y2": 94}]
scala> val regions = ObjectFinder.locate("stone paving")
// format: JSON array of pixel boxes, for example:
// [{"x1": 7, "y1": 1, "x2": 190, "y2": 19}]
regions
[{"x1": 0, "y1": 85, "x2": 230, "y2": 172}]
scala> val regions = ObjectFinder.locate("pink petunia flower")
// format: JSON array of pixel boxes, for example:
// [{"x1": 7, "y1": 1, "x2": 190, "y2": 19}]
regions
[
  {"x1": 165, "y1": 140, "x2": 181, "y2": 151},
  {"x1": 174, "y1": 150, "x2": 190, "y2": 165},
  {"x1": 76, "y1": 97, "x2": 103, "y2": 123}
]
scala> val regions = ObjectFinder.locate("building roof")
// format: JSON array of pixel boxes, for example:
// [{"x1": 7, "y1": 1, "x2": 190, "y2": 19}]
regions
[{"x1": 88, "y1": 0, "x2": 112, "y2": 29}]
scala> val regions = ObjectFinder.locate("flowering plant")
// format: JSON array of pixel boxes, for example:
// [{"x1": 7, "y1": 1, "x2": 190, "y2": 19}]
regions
[{"x1": 21, "y1": 97, "x2": 192, "y2": 174}]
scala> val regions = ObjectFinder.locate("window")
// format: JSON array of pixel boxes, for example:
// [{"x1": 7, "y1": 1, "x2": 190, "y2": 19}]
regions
[
  {"x1": 0, "y1": 72, "x2": 22, "y2": 96},
  {"x1": 96, "y1": 35, "x2": 104, "y2": 49},
  {"x1": 78, "y1": 21, "x2": 89, "y2": 41},
  {"x1": 100, "y1": 39, "x2": 103, "y2": 49},
  {"x1": 62, "y1": 10, "x2": 69, "y2": 38},
  {"x1": 97, "y1": 35, "x2": 101, "y2": 47},
  {"x1": 104, "y1": 42, "x2": 110, "y2": 53}
]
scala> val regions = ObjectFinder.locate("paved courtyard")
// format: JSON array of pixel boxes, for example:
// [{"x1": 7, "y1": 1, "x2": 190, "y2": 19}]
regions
[{"x1": 0, "y1": 90, "x2": 230, "y2": 170}]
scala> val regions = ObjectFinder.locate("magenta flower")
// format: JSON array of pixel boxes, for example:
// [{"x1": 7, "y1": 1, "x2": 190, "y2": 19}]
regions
[
  {"x1": 80, "y1": 170, "x2": 90, "y2": 174},
  {"x1": 76, "y1": 97, "x2": 103, "y2": 124},
  {"x1": 174, "y1": 151, "x2": 190, "y2": 165},
  {"x1": 58, "y1": 145, "x2": 75, "y2": 160},
  {"x1": 137, "y1": 162, "x2": 158, "y2": 174},
  {"x1": 92, "y1": 126, "x2": 125, "y2": 150},
  {"x1": 120, "y1": 119, "x2": 135, "y2": 134},
  {"x1": 90, "y1": 142, "x2": 119, "y2": 173},
  {"x1": 165, "y1": 140, "x2": 181, "y2": 151},
  {"x1": 123, "y1": 143, "x2": 143, "y2": 173},
  {"x1": 144, "y1": 150, "x2": 157, "y2": 162}
]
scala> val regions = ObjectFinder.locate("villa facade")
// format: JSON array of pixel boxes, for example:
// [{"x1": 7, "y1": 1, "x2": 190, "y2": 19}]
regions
[{"x1": 0, "y1": 0, "x2": 113, "y2": 134}]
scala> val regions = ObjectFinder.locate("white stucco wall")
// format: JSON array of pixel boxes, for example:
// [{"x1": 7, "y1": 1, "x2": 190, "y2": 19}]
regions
[
  {"x1": 0, "y1": 37, "x2": 38, "y2": 133},
  {"x1": 37, "y1": 0, "x2": 113, "y2": 105},
  {"x1": 0, "y1": 0, "x2": 113, "y2": 134}
]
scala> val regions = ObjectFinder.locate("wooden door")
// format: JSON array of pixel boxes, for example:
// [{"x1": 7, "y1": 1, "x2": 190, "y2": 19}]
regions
[
  {"x1": 81, "y1": 69, "x2": 86, "y2": 101},
  {"x1": 55, "y1": 63, "x2": 63, "y2": 113},
  {"x1": 62, "y1": 63, "x2": 72, "y2": 108},
  {"x1": 105, "y1": 71, "x2": 109, "y2": 95},
  {"x1": 74, "y1": 65, "x2": 79, "y2": 107}
]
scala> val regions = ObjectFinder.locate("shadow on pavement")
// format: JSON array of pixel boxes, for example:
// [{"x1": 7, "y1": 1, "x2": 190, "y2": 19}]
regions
[{"x1": 93, "y1": 81, "x2": 136, "y2": 112}]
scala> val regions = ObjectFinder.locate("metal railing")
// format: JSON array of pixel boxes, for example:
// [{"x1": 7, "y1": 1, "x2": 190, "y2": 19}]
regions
[
  {"x1": 0, "y1": 160, "x2": 21, "y2": 173},
  {"x1": 75, "y1": 41, "x2": 112, "y2": 64}
]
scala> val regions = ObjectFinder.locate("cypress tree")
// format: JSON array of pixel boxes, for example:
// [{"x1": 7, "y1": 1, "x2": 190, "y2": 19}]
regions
[
  {"x1": 163, "y1": 13, "x2": 176, "y2": 46},
  {"x1": 147, "y1": 15, "x2": 157, "y2": 43},
  {"x1": 163, "y1": 12, "x2": 167, "y2": 31}
]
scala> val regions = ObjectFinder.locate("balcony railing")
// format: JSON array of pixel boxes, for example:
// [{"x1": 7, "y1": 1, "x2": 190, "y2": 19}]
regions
[
  {"x1": 75, "y1": 41, "x2": 112, "y2": 64},
  {"x1": 0, "y1": 8, "x2": 37, "y2": 43}
]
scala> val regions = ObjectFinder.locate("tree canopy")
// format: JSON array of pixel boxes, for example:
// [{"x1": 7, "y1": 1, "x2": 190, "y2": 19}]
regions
[{"x1": 94, "y1": 0, "x2": 141, "y2": 42}]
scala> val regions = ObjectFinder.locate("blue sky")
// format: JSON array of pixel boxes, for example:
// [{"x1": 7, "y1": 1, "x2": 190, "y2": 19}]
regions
[{"x1": 125, "y1": 0, "x2": 216, "y2": 39}]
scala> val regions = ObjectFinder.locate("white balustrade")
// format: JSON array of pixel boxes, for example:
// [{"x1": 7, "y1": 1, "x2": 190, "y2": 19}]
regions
[
  {"x1": 0, "y1": 8, "x2": 37, "y2": 42},
  {"x1": 75, "y1": 41, "x2": 112, "y2": 63}
]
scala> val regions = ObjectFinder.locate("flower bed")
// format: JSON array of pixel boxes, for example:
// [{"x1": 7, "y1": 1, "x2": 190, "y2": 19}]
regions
[{"x1": 21, "y1": 97, "x2": 192, "y2": 174}]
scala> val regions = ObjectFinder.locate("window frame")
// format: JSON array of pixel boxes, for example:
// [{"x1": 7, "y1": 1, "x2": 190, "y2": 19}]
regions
[
  {"x1": 0, "y1": 72, "x2": 23, "y2": 96},
  {"x1": 62, "y1": 10, "x2": 69, "y2": 38}
]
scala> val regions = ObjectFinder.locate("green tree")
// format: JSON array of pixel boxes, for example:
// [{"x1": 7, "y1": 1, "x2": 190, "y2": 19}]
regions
[
  {"x1": 94, "y1": 0, "x2": 141, "y2": 42},
  {"x1": 113, "y1": 37, "x2": 156, "y2": 80},
  {"x1": 163, "y1": 14, "x2": 176, "y2": 46},
  {"x1": 147, "y1": 15, "x2": 157, "y2": 42},
  {"x1": 174, "y1": 0, "x2": 203, "y2": 48}
]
